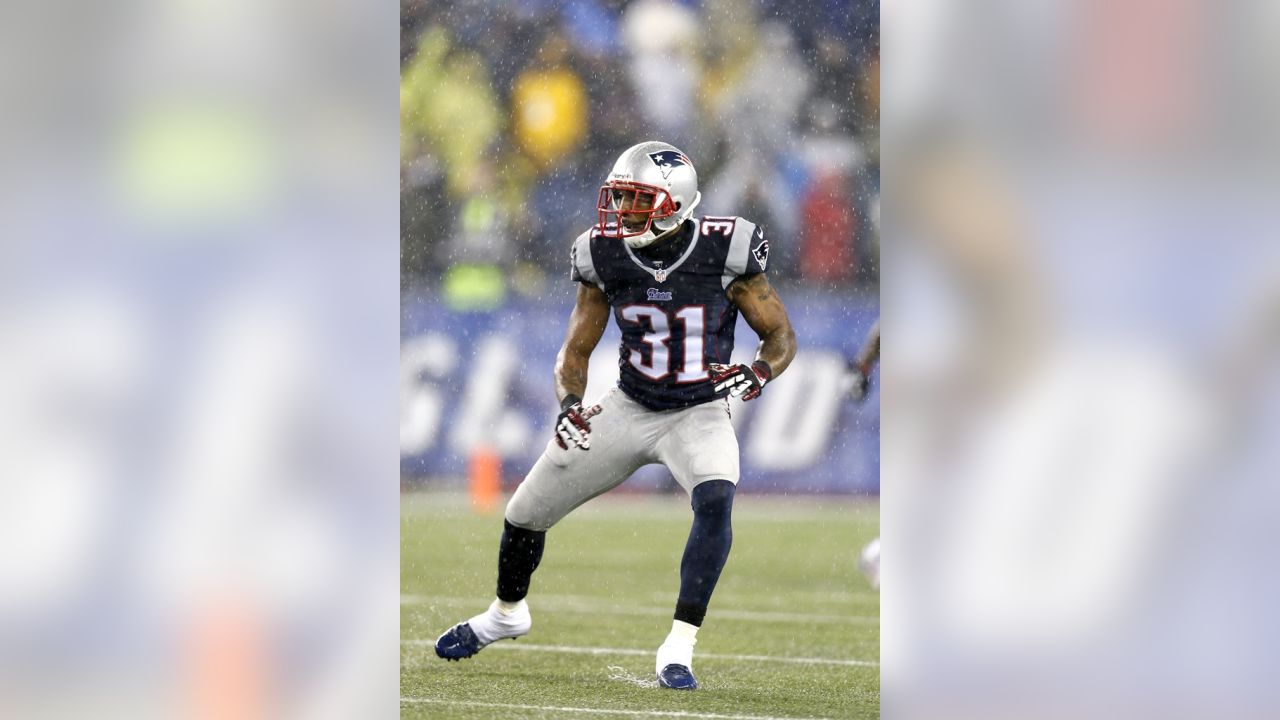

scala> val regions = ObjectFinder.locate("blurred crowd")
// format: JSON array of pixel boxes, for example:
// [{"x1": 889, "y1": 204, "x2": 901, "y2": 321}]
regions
[{"x1": 401, "y1": 0, "x2": 879, "y2": 306}]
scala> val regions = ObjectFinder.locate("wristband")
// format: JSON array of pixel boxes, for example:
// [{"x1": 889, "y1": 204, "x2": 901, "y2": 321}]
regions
[{"x1": 750, "y1": 360, "x2": 773, "y2": 383}]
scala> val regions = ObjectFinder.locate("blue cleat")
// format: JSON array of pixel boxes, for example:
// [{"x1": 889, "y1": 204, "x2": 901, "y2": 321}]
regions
[
  {"x1": 435, "y1": 600, "x2": 532, "y2": 661},
  {"x1": 434, "y1": 622, "x2": 483, "y2": 661},
  {"x1": 657, "y1": 663, "x2": 698, "y2": 690}
]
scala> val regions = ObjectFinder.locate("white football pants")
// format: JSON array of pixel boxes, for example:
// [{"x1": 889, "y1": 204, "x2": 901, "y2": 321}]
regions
[{"x1": 505, "y1": 388, "x2": 740, "y2": 531}]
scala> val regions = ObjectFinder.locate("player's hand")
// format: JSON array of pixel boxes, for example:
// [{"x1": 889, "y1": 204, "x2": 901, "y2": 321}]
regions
[
  {"x1": 554, "y1": 394, "x2": 593, "y2": 450},
  {"x1": 709, "y1": 361, "x2": 772, "y2": 402},
  {"x1": 846, "y1": 367, "x2": 871, "y2": 402}
]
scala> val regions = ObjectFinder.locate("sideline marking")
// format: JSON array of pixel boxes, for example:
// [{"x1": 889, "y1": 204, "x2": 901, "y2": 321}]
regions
[
  {"x1": 403, "y1": 640, "x2": 879, "y2": 667},
  {"x1": 399, "y1": 697, "x2": 836, "y2": 719},
  {"x1": 401, "y1": 594, "x2": 878, "y2": 624}
]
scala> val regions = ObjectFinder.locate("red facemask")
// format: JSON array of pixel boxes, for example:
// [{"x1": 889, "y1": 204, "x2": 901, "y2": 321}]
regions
[{"x1": 596, "y1": 181, "x2": 678, "y2": 239}]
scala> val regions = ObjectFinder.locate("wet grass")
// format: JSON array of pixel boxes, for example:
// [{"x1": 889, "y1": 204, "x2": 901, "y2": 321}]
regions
[{"x1": 402, "y1": 490, "x2": 879, "y2": 719}]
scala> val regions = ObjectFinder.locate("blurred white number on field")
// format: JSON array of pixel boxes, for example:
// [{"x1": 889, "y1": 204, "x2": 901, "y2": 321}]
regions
[
  {"x1": 400, "y1": 333, "x2": 458, "y2": 455},
  {"x1": 746, "y1": 351, "x2": 849, "y2": 471},
  {"x1": 448, "y1": 335, "x2": 534, "y2": 456}
]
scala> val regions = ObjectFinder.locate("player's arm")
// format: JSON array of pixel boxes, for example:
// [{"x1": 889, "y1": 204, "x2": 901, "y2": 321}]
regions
[
  {"x1": 846, "y1": 320, "x2": 880, "y2": 401},
  {"x1": 730, "y1": 272, "x2": 798, "y2": 376},
  {"x1": 552, "y1": 283, "x2": 610, "y2": 448},
  {"x1": 852, "y1": 320, "x2": 880, "y2": 375},
  {"x1": 711, "y1": 273, "x2": 797, "y2": 401},
  {"x1": 555, "y1": 282, "x2": 610, "y2": 404}
]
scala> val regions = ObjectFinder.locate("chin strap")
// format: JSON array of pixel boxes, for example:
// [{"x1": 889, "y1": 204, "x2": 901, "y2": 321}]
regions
[
  {"x1": 623, "y1": 191, "x2": 701, "y2": 249},
  {"x1": 682, "y1": 191, "x2": 701, "y2": 219},
  {"x1": 624, "y1": 228, "x2": 660, "y2": 249}
]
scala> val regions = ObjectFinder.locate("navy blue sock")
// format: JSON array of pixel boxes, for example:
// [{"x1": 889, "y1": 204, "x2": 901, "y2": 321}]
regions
[
  {"x1": 675, "y1": 480, "x2": 736, "y2": 627},
  {"x1": 496, "y1": 519, "x2": 545, "y2": 602}
]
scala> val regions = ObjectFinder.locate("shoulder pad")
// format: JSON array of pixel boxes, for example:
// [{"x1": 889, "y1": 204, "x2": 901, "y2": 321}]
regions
[
  {"x1": 720, "y1": 217, "x2": 767, "y2": 289},
  {"x1": 570, "y1": 228, "x2": 605, "y2": 291}
]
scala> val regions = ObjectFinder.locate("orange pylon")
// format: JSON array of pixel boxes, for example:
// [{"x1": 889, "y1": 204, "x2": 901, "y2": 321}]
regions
[{"x1": 469, "y1": 446, "x2": 502, "y2": 513}]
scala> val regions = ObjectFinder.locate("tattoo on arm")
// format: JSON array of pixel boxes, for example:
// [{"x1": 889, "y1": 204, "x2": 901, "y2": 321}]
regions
[{"x1": 729, "y1": 273, "x2": 797, "y2": 377}]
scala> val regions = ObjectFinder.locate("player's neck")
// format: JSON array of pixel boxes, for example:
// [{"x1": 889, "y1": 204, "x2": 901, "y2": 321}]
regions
[{"x1": 636, "y1": 221, "x2": 692, "y2": 263}]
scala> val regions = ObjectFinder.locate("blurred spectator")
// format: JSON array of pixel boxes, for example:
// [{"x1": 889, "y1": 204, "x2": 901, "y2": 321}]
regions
[
  {"x1": 716, "y1": 22, "x2": 812, "y2": 167},
  {"x1": 811, "y1": 31, "x2": 859, "y2": 126},
  {"x1": 441, "y1": 158, "x2": 513, "y2": 268},
  {"x1": 525, "y1": 153, "x2": 596, "y2": 272},
  {"x1": 512, "y1": 31, "x2": 589, "y2": 170},
  {"x1": 620, "y1": 0, "x2": 702, "y2": 142},
  {"x1": 401, "y1": 26, "x2": 504, "y2": 280},
  {"x1": 759, "y1": 0, "x2": 879, "y2": 60},
  {"x1": 400, "y1": 27, "x2": 501, "y2": 198},
  {"x1": 561, "y1": 0, "x2": 624, "y2": 60},
  {"x1": 799, "y1": 169, "x2": 859, "y2": 284},
  {"x1": 470, "y1": 9, "x2": 542, "y2": 99},
  {"x1": 797, "y1": 98, "x2": 871, "y2": 285},
  {"x1": 703, "y1": 22, "x2": 811, "y2": 248},
  {"x1": 858, "y1": 42, "x2": 880, "y2": 130},
  {"x1": 401, "y1": 0, "x2": 880, "y2": 294},
  {"x1": 400, "y1": 154, "x2": 447, "y2": 282}
]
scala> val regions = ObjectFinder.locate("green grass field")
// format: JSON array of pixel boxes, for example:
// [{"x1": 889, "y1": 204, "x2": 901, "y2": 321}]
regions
[{"x1": 402, "y1": 491, "x2": 880, "y2": 719}]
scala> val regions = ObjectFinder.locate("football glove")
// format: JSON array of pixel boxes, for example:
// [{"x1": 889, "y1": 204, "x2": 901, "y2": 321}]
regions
[
  {"x1": 709, "y1": 361, "x2": 772, "y2": 402},
  {"x1": 554, "y1": 394, "x2": 593, "y2": 450}
]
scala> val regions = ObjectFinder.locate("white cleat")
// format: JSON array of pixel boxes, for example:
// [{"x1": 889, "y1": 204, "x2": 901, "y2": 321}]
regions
[{"x1": 859, "y1": 537, "x2": 880, "y2": 591}]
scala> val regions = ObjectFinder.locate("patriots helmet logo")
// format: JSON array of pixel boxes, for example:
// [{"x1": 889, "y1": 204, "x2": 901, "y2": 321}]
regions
[
  {"x1": 747, "y1": 226, "x2": 768, "y2": 269},
  {"x1": 647, "y1": 150, "x2": 692, "y2": 179}
]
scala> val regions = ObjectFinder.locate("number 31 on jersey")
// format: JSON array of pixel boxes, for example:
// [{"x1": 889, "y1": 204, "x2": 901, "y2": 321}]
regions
[{"x1": 618, "y1": 305, "x2": 708, "y2": 383}]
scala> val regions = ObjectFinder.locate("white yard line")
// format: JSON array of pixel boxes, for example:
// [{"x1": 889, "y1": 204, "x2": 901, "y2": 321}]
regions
[
  {"x1": 399, "y1": 697, "x2": 836, "y2": 720},
  {"x1": 401, "y1": 595, "x2": 878, "y2": 625},
  {"x1": 403, "y1": 640, "x2": 879, "y2": 668}
]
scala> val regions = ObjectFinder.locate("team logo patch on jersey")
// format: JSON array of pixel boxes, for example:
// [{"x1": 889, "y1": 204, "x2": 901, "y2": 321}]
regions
[
  {"x1": 647, "y1": 150, "x2": 691, "y2": 179},
  {"x1": 646, "y1": 288, "x2": 673, "y2": 301},
  {"x1": 752, "y1": 235, "x2": 770, "y2": 271}
]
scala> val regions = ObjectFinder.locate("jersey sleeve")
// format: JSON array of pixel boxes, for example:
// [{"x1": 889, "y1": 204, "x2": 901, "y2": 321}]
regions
[
  {"x1": 719, "y1": 218, "x2": 769, "y2": 289},
  {"x1": 569, "y1": 230, "x2": 605, "y2": 291}
]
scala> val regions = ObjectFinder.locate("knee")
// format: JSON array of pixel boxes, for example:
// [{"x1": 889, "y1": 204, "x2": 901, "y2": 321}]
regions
[
  {"x1": 691, "y1": 479, "x2": 736, "y2": 519},
  {"x1": 504, "y1": 508, "x2": 553, "y2": 533},
  {"x1": 504, "y1": 493, "x2": 554, "y2": 532}
]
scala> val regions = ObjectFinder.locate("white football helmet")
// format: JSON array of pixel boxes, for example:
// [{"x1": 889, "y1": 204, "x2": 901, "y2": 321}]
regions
[{"x1": 596, "y1": 141, "x2": 702, "y2": 249}]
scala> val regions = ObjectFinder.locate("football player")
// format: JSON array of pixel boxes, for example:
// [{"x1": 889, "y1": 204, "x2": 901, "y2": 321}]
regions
[
  {"x1": 846, "y1": 319, "x2": 880, "y2": 401},
  {"x1": 846, "y1": 319, "x2": 880, "y2": 590},
  {"x1": 434, "y1": 141, "x2": 797, "y2": 690}
]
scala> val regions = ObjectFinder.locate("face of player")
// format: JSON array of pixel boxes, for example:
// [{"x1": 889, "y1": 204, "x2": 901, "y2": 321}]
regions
[{"x1": 611, "y1": 188, "x2": 656, "y2": 231}]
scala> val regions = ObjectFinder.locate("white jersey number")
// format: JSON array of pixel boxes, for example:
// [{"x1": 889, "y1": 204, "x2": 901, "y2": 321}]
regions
[
  {"x1": 619, "y1": 305, "x2": 708, "y2": 382},
  {"x1": 701, "y1": 217, "x2": 737, "y2": 236}
]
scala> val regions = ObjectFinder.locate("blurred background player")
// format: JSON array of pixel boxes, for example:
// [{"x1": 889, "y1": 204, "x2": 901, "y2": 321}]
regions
[
  {"x1": 847, "y1": 319, "x2": 880, "y2": 401},
  {"x1": 847, "y1": 319, "x2": 880, "y2": 589},
  {"x1": 433, "y1": 141, "x2": 798, "y2": 690}
]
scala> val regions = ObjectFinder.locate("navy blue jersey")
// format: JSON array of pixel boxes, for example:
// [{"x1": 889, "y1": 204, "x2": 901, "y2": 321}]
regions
[{"x1": 570, "y1": 216, "x2": 770, "y2": 410}]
